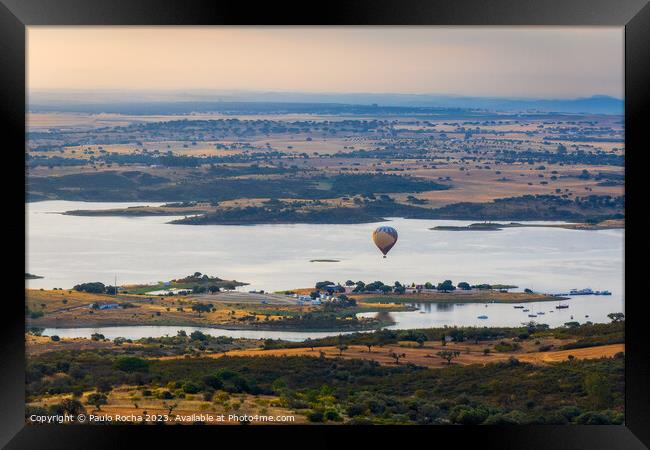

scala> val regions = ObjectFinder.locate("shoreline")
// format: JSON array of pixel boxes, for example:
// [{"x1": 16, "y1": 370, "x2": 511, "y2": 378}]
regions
[
  {"x1": 60, "y1": 207, "x2": 626, "y2": 228},
  {"x1": 354, "y1": 292, "x2": 569, "y2": 304},
  {"x1": 56, "y1": 196, "x2": 625, "y2": 227},
  {"x1": 431, "y1": 219, "x2": 624, "y2": 232},
  {"x1": 30, "y1": 319, "x2": 392, "y2": 334},
  {"x1": 59, "y1": 208, "x2": 626, "y2": 229}
]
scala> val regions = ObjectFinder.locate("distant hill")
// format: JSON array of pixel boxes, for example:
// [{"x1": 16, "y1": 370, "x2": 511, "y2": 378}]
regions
[{"x1": 29, "y1": 90, "x2": 623, "y2": 115}]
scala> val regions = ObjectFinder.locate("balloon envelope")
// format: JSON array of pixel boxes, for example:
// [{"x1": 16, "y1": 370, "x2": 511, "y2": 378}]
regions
[{"x1": 372, "y1": 226, "x2": 398, "y2": 256}]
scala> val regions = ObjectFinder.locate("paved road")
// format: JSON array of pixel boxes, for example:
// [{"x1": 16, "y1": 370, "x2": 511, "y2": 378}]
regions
[{"x1": 191, "y1": 291, "x2": 299, "y2": 305}]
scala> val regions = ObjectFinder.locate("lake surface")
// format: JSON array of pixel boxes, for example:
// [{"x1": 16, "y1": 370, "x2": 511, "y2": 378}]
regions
[
  {"x1": 40, "y1": 325, "x2": 354, "y2": 342},
  {"x1": 28, "y1": 201, "x2": 624, "y2": 335},
  {"x1": 359, "y1": 295, "x2": 621, "y2": 329}
]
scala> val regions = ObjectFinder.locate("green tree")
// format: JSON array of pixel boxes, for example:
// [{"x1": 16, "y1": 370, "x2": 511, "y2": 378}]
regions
[
  {"x1": 73, "y1": 282, "x2": 106, "y2": 294},
  {"x1": 437, "y1": 280, "x2": 456, "y2": 292},
  {"x1": 87, "y1": 393, "x2": 108, "y2": 411},
  {"x1": 191, "y1": 303, "x2": 213, "y2": 316},
  {"x1": 203, "y1": 375, "x2": 224, "y2": 390},
  {"x1": 315, "y1": 281, "x2": 335, "y2": 289},
  {"x1": 48, "y1": 399, "x2": 85, "y2": 416},
  {"x1": 388, "y1": 351, "x2": 406, "y2": 365},
  {"x1": 607, "y1": 312, "x2": 624, "y2": 323},
  {"x1": 436, "y1": 350, "x2": 461, "y2": 365},
  {"x1": 190, "y1": 330, "x2": 208, "y2": 341}
]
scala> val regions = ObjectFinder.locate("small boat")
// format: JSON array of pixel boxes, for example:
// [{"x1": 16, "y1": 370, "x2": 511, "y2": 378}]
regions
[
  {"x1": 523, "y1": 309, "x2": 530, "y2": 312},
  {"x1": 585, "y1": 315, "x2": 590, "y2": 318},
  {"x1": 477, "y1": 315, "x2": 488, "y2": 319},
  {"x1": 513, "y1": 305, "x2": 524, "y2": 309},
  {"x1": 549, "y1": 311, "x2": 554, "y2": 313},
  {"x1": 537, "y1": 311, "x2": 545, "y2": 315},
  {"x1": 556, "y1": 304, "x2": 569, "y2": 309},
  {"x1": 528, "y1": 314, "x2": 537, "y2": 318}
]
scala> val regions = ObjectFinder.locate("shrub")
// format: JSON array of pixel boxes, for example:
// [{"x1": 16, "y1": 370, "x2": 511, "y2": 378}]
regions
[
  {"x1": 307, "y1": 411, "x2": 325, "y2": 422},
  {"x1": 182, "y1": 382, "x2": 201, "y2": 394},
  {"x1": 157, "y1": 390, "x2": 174, "y2": 400},
  {"x1": 574, "y1": 411, "x2": 615, "y2": 425},
  {"x1": 494, "y1": 341, "x2": 521, "y2": 352},
  {"x1": 324, "y1": 410, "x2": 342, "y2": 422},
  {"x1": 483, "y1": 414, "x2": 519, "y2": 425},
  {"x1": 449, "y1": 405, "x2": 489, "y2": 425},
  {"x1": 346, "y1": 403, "x2": 366, "y2": 417},
  {"x1": 115, "y1": 357, "x2": 149, "y2": 373},
  {"x1": 559, "y1": 406, "x2": 582, "y2": 421}
]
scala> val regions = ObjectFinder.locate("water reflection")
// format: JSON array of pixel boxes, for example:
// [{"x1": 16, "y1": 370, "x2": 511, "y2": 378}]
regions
[{"x1": 360, "y1": 295, "x2": 623, "y2": 329}]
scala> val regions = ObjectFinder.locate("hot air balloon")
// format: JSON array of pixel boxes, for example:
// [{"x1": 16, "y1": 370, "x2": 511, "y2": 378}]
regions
[{"x1": 372, "y1": 226, "x2": 398, "y2": 258}]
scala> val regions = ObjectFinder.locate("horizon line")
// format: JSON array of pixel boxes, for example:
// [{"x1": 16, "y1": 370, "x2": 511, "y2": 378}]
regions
[{"x1": 27, "y1": 89, "x2": 623, "y2": 103}]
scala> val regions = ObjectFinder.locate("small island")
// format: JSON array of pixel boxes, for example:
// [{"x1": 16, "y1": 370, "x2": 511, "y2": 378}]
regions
[
  {"x1": 431, "y1": 219, "x2": 624, "y2": 232},
  {"x1": 62, "y1": 196, "x2": 625, "y2": 227}
]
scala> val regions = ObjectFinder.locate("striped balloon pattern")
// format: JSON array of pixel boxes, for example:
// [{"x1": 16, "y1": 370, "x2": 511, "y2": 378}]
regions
[{"x1": 372, "y1": 226, "x2": 398, "y2": 257}]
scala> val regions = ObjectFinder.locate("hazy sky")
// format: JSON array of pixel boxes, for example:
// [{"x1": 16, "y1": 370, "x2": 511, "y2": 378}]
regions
[{"x1": 27, "y1": 27, "x2": 623, "y2": 99}]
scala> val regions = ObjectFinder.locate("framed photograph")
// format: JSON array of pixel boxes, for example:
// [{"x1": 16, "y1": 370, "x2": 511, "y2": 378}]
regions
[{"x1": 2, "y1": 0, "x2": 648, "y2": 448}]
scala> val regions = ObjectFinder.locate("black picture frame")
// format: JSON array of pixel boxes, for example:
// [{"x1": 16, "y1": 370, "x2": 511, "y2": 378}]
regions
[{"x1": 2, "y1": 0, "x2": 648, "y2": 448}]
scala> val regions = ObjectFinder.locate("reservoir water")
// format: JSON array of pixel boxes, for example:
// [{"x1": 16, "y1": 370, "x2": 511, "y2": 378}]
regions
[{"x1": 28, "y1": 201, "x2": 624, "y2": 338}]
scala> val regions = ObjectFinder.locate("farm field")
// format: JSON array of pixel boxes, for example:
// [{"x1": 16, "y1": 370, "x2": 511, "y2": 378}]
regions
[
  {"x1": 27, "y1": 108, "x2": 624, "y2": 225},
  {"x1": 158, "y1": 342, "x2": 625, "y2": 368}
]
